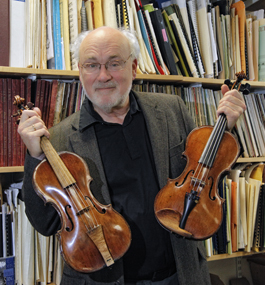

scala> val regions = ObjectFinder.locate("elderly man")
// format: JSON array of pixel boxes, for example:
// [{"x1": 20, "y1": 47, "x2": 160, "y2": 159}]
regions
[{"x1": 18, "y1": 27, "x2": 246, "y2": 285}]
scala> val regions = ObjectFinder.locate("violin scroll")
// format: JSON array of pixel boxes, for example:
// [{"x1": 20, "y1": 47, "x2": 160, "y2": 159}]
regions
[{"x1": 12, "y1": 95, "x2": 34, "y2": 124}]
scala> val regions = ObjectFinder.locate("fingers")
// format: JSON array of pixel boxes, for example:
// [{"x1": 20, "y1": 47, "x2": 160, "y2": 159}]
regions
[
  {"x1": 217, "y1": 84, "x2": 246, "y2": 130},
  {"x1": 17, "y1": 108, "x2": 50, "y2": 158}
]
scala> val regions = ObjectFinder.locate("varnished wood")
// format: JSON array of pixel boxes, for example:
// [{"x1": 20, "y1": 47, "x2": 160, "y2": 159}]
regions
[
  {"x1": 154, "y1": 126, "x2": 239, "y2": 240},
  {"x1": 33, "y1": 152, "x2": 131, "y2": 272}
]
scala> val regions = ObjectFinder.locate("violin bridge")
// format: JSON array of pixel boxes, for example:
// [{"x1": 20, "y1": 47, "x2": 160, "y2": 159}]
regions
[
  {"x1": 190, "y1": 177, "x2": 206, "y2": 188},
  {"x1": 76, "y1": 206, "x2": 91, "y2": 216},
  {"x1": 88, "y1": 225, "x2": 114, "y2": 267}
]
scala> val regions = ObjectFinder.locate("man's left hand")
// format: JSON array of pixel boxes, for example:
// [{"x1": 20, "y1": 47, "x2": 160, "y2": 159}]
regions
[{"x1": 217, "y1": 84, "x2": 247, "y2": 131}]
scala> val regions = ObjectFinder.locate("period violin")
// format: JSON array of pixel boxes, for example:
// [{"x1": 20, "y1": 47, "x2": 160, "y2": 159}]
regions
[
  {"x1": 13, "y1": 96, "x2": 131, "y2": 272},
  {"x1": 154, "y1": 72, "x2": 250, "y2": 240}
]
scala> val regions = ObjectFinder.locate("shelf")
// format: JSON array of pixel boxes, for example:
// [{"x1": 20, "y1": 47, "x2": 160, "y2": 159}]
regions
[
  {"x1": 0, "y1": 66, "x2": 80, "y2": 80},
  {"x1": 0, "y1": 166, "x2": 24, "y2": 173},
  {"x1": 207, "y1": 250, "x2": 265, "y2": 261},
  {"x1": 1, "y1": 67, "x2": 265, "y2": 89},
  {"x1": 237, "y1": 157, "x2": 265, "y2": 163}
]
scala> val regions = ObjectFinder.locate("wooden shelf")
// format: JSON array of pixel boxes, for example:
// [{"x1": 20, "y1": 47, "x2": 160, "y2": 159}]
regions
[
  {"x1": 207, "y1": 250, "x2": 265, "y2": 261},
  {"x1": 237, "y1": 157, "x2": 265, "y2": 163},
  {"x1": 0, "y1": 166, "x2": 24, "y2": 173},
  {"x1": 1, "y1": 66, "x2": 265, "y2": 90}
]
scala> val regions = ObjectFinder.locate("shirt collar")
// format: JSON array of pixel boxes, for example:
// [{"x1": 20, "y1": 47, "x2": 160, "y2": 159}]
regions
[{"x1": 79, "y1": 91, "x2": 140, "y2": 131}]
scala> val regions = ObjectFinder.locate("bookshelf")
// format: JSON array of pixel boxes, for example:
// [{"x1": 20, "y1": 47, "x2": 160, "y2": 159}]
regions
[
  {"x1": 1, "y1": 65, "x2": 265, "y2": 285},
  {"x1": 207, "y1": 250, "x2": 265, "y2": 261}
]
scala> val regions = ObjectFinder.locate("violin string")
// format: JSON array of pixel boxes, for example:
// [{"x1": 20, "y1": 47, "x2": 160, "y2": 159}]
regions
[
  {"x1": 65, "y1": 184, "x2": 99, "y2": 230},
  {"x1": 41, "y1": 135, "x2": 100, "y2": 233},
  {"x1": 52, "y1": 154, "x2": 100, "y2": 231},
  {"x1": 195, "y1": 115, "x2": 227, "y2": 195},
  {"x1": 191, "y1": 115, "x2": 227, "y2": 195},
  {"x1": 71, "y1": 183, "x2": 100, "y2": 228},
  {"x1": 61, "y1": 166, "x2": 100, "y2": 230},
  {"x1": 191, "y1": 123, "x2": 220, "y2": 193}
]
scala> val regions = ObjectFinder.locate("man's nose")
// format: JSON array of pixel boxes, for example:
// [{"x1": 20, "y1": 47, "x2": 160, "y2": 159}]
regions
[{"x1": 97, "y1": 64, "x2": 112, "y2": 80}]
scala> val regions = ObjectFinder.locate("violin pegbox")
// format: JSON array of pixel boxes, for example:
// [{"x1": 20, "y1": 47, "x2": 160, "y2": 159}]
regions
[
  {"x1": 224, "y1": 71, "x2": 251, "y2": 95},
  {"x1": 12, "y1": 95, "x2": 34, "y2": 124}
]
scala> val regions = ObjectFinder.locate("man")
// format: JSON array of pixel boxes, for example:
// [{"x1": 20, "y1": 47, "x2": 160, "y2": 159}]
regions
[{"x1": 18, "y1": 27, "x2": 246, "y2": 285}]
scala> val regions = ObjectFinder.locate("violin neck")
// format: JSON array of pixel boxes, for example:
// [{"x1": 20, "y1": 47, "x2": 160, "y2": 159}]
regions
[
  {"x1": 40, "y1": 136, "x2": 76, "y2": 188},
  {"x1": 198, "y1": 114, "x2": 227, "y2": 168}
]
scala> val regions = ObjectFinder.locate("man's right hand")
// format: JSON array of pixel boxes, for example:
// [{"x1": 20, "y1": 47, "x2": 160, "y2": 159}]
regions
[{"x1": 17, "y1": 107, "x2": 50, "y2": 158}]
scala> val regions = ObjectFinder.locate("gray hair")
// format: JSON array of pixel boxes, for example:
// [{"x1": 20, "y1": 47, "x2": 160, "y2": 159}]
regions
[{"x1": 71, "y1": 27, "x2": 140, "y2": 63}]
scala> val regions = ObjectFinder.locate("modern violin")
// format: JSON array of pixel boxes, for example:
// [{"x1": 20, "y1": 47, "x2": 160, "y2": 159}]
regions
[
  {"x1": 13, "y1": 96, "x2": 131, "y2": 272},
  {"x1": 154, "y1": 72, "x2": 250, "y2": 240}
]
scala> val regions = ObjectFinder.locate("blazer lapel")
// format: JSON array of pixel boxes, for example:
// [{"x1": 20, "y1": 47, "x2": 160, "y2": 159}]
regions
[{"x1": 68, "y1": 125, "x2": 112, "y2": 205}]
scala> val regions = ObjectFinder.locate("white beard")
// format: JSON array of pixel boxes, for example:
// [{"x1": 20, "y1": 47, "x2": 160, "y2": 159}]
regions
[{"x1": 84, "y1": 83, "x2": 132, "y2": 114}]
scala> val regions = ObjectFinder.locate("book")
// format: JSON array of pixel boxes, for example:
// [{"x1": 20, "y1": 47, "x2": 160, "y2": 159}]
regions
[
  {"x1": 0, "y1": 0, "x2": 9, "y2": 66},
  {"x1": 164, "y1": 5, "x2": 198, "y2": 77},
  {"x1": 215, "y1": 5, "x2": 225, "y2": 79},
  {"x1": 186, "y1": 1, "x2": 205, "y2": 78},
  {"x1": 47, "y1": 80, "x2": 59, "y2": 129},
  {"x1": 135, "y1": 1, "x2": 157, "y2": 74},
  {"x1": 103, "y1": 0, "x2": 118, "y2": 29},
  {"x1": 149, "y1": 9, "x2": 178, "y2": 75},
  {"x1": 92, "y1": 0, "x2": 104, "y2": 28},
  {"x1": 9, "y1": 0, "x2": 26, "y2": 68},
  {"x1": 53, "y1": 0, "x2": 63, "y2": 70},
  {"x1": 60, "y1": 0, "x2": 71, "y2": 70},
  {"x1": 196, "y1": 0, "x2": 214, "y2": 78},
  {"x1": 0, "y1": 256, "x2": 15, "y2": 285},
  {"x1": 231, "y1": 1, "x2": 246, "y2": 75},
  {"x1": 85, "y1": 0, "x2": 94, "y2": 30},
  {"x1": 259, "y1": 18, "x2": 265, "y2": 81},
  {"x1": 53, "y1": 82, "x2": 65, "y2": 126}
]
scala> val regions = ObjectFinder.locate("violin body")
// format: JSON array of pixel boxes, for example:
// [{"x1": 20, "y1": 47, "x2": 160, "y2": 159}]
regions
[
  {"x1": 33, "y1": 151, "x2": 131, "y2": 272},
  {"x1": 154, "y1": 126, "x2": 240, "y2": 240}
]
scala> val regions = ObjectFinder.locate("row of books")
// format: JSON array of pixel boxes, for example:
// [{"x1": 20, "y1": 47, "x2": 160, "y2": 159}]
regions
[
  {"x1": 0, "y1": 77, "x2": 84, "y2": 167},
  {"x1": 182, "y1": 86, "x2": 265, "y2": 158},
  {"x1": 205, "y1": 163, "x2": 265, "y2": 256},
  {"x1": 1, "y1": 181, "x2": 63, "y2": 285},
  {"x1": 1, "y1": 76, "x2": 264, "y2": 168},
  {"x1": 132, "y1": 82, "x2": 265, "y2": 158},
  {"x1": 1, "y1": 0, "x2": 265, "y2": 82}
]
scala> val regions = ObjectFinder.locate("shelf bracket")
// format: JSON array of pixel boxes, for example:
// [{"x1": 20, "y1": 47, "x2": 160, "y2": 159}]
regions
[{"x1": 236, "y1": 257, "x2": 242, "y2": 278}]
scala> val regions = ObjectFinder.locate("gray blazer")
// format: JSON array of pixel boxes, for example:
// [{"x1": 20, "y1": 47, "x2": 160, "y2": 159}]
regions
[{"x1": 22, "y1": 91, "x2": 211, "y2": 285}]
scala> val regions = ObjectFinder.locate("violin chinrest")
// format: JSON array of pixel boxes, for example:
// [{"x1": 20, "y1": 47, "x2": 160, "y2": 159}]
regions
[{"x1": 155, "y1": 208, "x2": 193, "y2": 238}]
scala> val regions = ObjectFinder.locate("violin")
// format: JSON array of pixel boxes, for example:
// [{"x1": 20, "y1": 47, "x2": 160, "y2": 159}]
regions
[
  {"x1": 154, "y1": 72, "x2": 250, "y2": 240},
  {"x1": 13, "y1": 96, "x2": 131, "y2": 272}
]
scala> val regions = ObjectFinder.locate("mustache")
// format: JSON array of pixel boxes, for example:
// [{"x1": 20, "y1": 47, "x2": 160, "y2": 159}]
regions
[{"x1": 94, "y1": 82, "x2": 117, "y2": 88}]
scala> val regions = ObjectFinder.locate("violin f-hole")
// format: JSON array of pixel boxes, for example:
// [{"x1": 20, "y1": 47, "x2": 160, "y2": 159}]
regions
[
  {"x1": 208, "y1": 177, "x2": 216, "y2": 201},
  {"x1": 65, "y1": 205, "x2": 74, "y2": 232},
  {"x1": 175, "y1": 170, "x2": 194, "y2": 187},
  {"x1": 85, "y1": 196, "x2": 107, "y2": 214}
]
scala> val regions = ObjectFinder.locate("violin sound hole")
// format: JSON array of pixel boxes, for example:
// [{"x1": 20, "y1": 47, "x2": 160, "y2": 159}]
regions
[
  {"x1": 65, "y1": 205, "x2": 74, "y2": 232},
  {"x1": 208, "y1": 177, "x2": 215, "y2": 201},
  {"x1": 175, "y1": 170, "x2": 194, "y2": 186}
]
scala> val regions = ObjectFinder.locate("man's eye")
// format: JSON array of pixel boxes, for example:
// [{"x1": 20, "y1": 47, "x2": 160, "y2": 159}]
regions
[
  {"x1": 109, "y1": 61, "x2": 120, "y2": 67},
  {"x1": 86, "y1": 63, "x2": 97, "y2": 69}
]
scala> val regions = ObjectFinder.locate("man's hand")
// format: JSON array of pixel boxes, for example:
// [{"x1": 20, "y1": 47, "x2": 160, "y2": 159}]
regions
[
  {"x1": 17, "y1": 107, "x2": 50, "y2": 158},
  {"x1": 217, "y1": 84, "x2": 247, "y2": 131}
]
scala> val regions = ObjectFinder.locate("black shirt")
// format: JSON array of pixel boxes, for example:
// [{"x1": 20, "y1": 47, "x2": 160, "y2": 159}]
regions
[{"x1": 83, "y1": 93, "x2": 175, "y2": 280}]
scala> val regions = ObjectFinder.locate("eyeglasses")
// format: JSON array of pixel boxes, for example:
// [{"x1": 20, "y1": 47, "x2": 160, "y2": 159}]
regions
[{"x1": 80, "y1": 54, "x2": 132, "y2": 74}]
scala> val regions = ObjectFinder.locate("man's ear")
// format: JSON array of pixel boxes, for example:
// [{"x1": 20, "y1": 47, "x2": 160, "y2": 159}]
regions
[{"x1": 132, "y1": 58, "x2": 138, "y2": 80}]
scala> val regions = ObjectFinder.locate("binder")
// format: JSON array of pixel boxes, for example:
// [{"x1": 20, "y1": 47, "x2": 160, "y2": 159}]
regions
[{"x1": 149, "y1": 9, "x2": 178, "y2": 75}]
